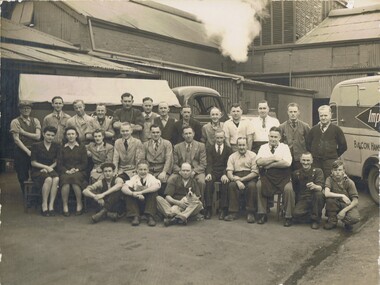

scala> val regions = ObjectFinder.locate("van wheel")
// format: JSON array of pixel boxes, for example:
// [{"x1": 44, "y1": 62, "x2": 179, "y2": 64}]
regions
[{"x1": 368, "y1": 167, "x2": 379, "y2": 205}]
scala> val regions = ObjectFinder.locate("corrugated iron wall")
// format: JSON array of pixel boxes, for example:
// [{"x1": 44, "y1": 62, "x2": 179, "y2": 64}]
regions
[
  {"x1": 141, "y1": 66, "x2": 240, "y2": 110},
  {"x1": 293, "y1": 73, "x2": 368, "y2": 99}
]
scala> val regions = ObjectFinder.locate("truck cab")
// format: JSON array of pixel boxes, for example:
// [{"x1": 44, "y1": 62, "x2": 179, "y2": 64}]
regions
[
  {"x1": 329, "y1": 75, "x2": 380, "y2": 204},
  {"x1": 172, "y1": 86, "x2": 229, "y2": 124}
]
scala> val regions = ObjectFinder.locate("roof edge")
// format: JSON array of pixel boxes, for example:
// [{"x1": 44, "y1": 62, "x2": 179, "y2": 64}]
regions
[{"x1": 329, "y1": 4, "x2": 380, "y2": 17}]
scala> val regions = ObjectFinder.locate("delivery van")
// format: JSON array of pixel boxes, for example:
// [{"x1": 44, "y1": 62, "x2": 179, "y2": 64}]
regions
[
  {"x1": 18, "y1": 74, "x2": 229, "y2": 125},
  {"x1": 329, "y1": 75, "x2": 380, "y2": 204}
]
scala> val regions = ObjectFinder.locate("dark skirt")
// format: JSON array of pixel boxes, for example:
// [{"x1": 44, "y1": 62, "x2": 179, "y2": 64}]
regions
[
  {"x1": 31, "y1": 170, "x2": 59, "y2": 190},
  {"x1": 60, "y1": 171, "x2": 88, "y2": 189}
]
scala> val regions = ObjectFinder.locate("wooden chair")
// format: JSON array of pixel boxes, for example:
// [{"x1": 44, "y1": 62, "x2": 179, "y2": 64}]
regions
[
  {"x1": 211, "y1": 182, "x2": 221, "y2": 215},
  {"x1": 274, "y1": 191, "x2": 283, "y2": 221},
  {"x1": 23, "y1": 180, "x2": 41, "y2": 213}
]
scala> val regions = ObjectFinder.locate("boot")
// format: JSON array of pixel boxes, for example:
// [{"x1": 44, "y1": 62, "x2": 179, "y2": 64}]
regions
[{"x1": 91, "y1": 208, "x2": 107, "y2": 223}]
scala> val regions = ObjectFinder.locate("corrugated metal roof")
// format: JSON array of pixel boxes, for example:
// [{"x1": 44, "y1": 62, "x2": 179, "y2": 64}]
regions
[
  {"x1": 297, "y1": 4, "x2": 380, "y2": 44},
  {"x1": 1, "y1": 42, "x2": 153, "y2": 75},
  {"x1": 62, "y1": 1, "x2": 218, "y2": 48},
  {"x1": 1, "y1": 18, "x2": 78, "y2": 50}
]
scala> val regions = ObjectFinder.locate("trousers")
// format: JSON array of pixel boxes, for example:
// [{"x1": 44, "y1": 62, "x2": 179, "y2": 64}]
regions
[
  {"x1": 325, "y1": 198, "x2": 360, "y2": 225},
  {"x1": 126, "y1": 192, "x2": 157, "y2": 217},
  {"x1": 257, "y1": 180, "x2": 295, "y2": 218},
  {"x1": 293, "y1": 191, "x2": 325, "y2": 222},
  {"x1": 156, "y1": 196, "x2": 203, "y2": 221}
]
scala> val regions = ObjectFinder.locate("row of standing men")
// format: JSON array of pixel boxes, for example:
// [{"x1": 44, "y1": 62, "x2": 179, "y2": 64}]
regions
[{"x1": 11, "y1": 93, "x2": 359, "y2": 230}]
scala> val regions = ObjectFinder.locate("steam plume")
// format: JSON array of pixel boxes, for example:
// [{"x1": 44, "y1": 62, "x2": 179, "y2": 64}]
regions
[{"x1": 156, "y1": 0, "x2": 268, "y2": 63}]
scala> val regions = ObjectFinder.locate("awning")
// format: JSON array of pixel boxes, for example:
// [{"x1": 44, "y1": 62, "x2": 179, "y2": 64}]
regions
[{"x1": 19, "y1": 74, "x2": 181, "y2": 107}]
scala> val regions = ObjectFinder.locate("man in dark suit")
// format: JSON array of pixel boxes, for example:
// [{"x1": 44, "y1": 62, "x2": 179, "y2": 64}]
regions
[
  {"x1": 172, "y1": 105, "x2": 202, "y2": 145},
  {"x1": 168, "y1": 126, "x2": 207, "y2": 202},
  {"x1": 143, "y1": 125, "x2": 173, "y2": 195},
  {"x1": 204, "y1": 130, "x2": 232, "y2": 219},
  {"x1": 153, "y1": 101, "x2": 176, "y2": 142}
]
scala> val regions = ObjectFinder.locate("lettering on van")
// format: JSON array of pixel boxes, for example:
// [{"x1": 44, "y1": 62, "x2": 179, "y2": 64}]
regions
[
  {"x1": 354, "y1": 140, "x2": 380, "y2": 151},
  {"x1": 356, "y1": 103, "x2": 380, "y2": 132}
]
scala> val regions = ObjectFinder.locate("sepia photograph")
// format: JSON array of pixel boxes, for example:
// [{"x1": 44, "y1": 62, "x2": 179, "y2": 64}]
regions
[{"x1": 0, "y1": 0, "x2": 379, "y2": 284}]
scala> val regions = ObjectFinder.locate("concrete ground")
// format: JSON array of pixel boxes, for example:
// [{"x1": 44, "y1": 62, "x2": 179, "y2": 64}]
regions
[{"x1": 0, "y1": 172, "x2": 378, "y2": 285}]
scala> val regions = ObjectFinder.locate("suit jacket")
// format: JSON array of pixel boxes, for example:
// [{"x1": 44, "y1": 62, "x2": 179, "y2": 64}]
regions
[
  {"x1": 143, "y1": 138, "x2": 173, "y2": 174},
  {"x1": 153, "y1": 116, "x2": 176, "y2": 142},
  {"x1": 173, "y1": 140, "x2": 206, "y2": 175},
  {"x1": 172, "y1": 118, "x2": 202, "y2": 145},
  {"x1": 206, "y1": 144, "x2": 232, "y2": 176},
  {"x1": 113, "y1": 137, "x2": 144, "y2": 174}
]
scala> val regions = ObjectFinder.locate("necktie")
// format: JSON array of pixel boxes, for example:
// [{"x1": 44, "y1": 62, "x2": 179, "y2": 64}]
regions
[
  {"x1": 145, "y1": 114, "x2": 150, "y2": 121},
  {"x1": 291, "y1": 121, "x2": 297, "y2": 128},
  {"x1": 57, "y1": 114, "x2": 60, "y2": 121},
  {"x1": 140, "y1": 178, "x2": 146, "y2": 186},
  {"x1": 154, "y1": 141, "x2": 159, "y2": 152},
  {"x1": 270, "y1": 146, "x2": 275, "y2": 154},
  {"x1": 124, "y1": 139, "x2": 129, "y2": 151},
  {"x1": 218, "y1": 144, "x2": 221, "y2": 155},
  {"x1": 262, "y1": 118, "x2": 266, "y2": 129},
  {"x1": 185, "y1": 144, "x2": 191, "y2": 162},
  {"x1": 321, "y1": 124, "x2": 326, "y2": 133}
]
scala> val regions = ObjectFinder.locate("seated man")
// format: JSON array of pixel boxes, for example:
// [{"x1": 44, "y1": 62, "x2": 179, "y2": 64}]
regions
[
  {"x1": 169, "y1": 126, "x2": 206, "y2": 201},
  {"x1": 156, "y1": 162, "x2": 203, "y2": 226},
  {"x1": 113, "y1": 122, "x2": 144, "y2": 181},
  {"x1": 324, "y1": 160, "x2": 360, "y2": 231},
  {"x1": 256, "y1": 127, "x2": 295, "y2": 227},
  {"x1": 122, "y1": 160, "x2": 161, "y2": 227},
  {"x1": 292, "y1": 152, "x2": 325, "y2": 229},
  {"x1": 224, "y1": 137, "x2": 259, "y2": 223},
  {"x1": 82, "y1": 163, "x2": 125, "y2": 223},
  {"x1": 204, "y1": 129, "x2": 232, "y2": 219},
  {"x1": 143, "y1": 125, "x2": 173, "y2": 194}
]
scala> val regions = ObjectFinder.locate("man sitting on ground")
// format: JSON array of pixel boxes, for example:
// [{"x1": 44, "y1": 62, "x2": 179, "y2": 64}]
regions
[
  {"x1": 156, "y1": 162, "x2": 203, "y2": 226},
  {"x1": 292, "y1": 152, "x2": 325, "y2": 229},
  {"x1": 82, "y1": 163, "x2": 125, "y2": 223},
  {"x1": 122, "y1": 160, "x2": 161, "y2": 227}
]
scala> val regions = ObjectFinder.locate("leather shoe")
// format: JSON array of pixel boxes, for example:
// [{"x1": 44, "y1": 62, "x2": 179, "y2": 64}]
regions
[
  {"x1": 41, "y1": 210, "x2": 49, "y2": 217},
  {"x1": 257, "y1": 214, "x2": 267, "y2": 224},
  {"x1": 91, "y1": 209, "x2": 107, "y2": 223},
  {"x1": 204, "y1": 209, "x2": 211, "y2": 220},
  {"x1": 131, "y1": 216, "x2": 140, "y2": 226},
  {"x1": 284, "y1": 218, "x2": 292, "y2": 227},
  {"x1": 311, "y1": 222, "x2": 320, "y2": 230},
  {"x1": 75, "y1": 209, "x2": 83, "y2": 216},
  {"x1": 247, "y1": 213, "x2": 255, "y2": 224},
  {"x1": 147, "y1": 215, "x2": 156, "y2": 227},
  {"x1": 344, "y1": 224, "x2": 353, "y2": 231},
  {"x1": 323, "y1": 222, "x2": 337, "y2": 230},
  {"x1": 48, "y1": 210, "x2": 56, "y2": 216},
  {"x1": 218, "y1": 210, "x2": 226, "y2": 220},
  {"x1": 63, "y1": 211, "x2": 70, "y2": 217},
  {"x1": 164, "y1": 217, "x2": 179, "y2": 227},
  {"x1": 224, "y1": 213, "x2": 237, "y2": 221}
]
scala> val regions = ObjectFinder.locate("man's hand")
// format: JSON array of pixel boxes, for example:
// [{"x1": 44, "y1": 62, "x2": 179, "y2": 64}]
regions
[
  {"x1": 221, "y1": 175, "x2": 229, "y2": 184},
  {"x1": 97, "y1": 198, "x2": 105, "y2": 206},
  {"x1": 94, "y1": 194, "x2": 104, "y2": 201},
  {"x1": 157, "y1": 172, "x2": 167, "y2": 182},
  {"x1": 337, "y1": 209, "x2": 347, "y2": 220},
  {"x1": 306, "y1": 182, "x2": 318, "y2": 191},
  {"x1": 177, "y1": 200, "x2": 189, "y2": 209},
  {"x1": 40, "y1": 169, "x2": 48, "y2": 173},
  {"x1": 27, "y1": 149, "x2": 32, "y2": 157},
  {"x1": 205, "y1": 174, "x2": 212, "y2": 181},
  {"x1": 341, "y1": 195, "x2": 351, "y2": 205},
  {"x1": 236, "y1": 180, "x2": 245, "y2": 190}
]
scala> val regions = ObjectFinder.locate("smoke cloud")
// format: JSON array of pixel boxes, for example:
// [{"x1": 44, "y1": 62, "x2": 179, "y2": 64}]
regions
[{"x1": 155, "y1": 0, "x2": 268, "y2": 63}]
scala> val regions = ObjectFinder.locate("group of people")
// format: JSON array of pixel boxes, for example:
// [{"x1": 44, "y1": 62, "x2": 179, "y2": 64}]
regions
[{"x1": 10, "y1": 93, "x2": 360, "y2": 231}]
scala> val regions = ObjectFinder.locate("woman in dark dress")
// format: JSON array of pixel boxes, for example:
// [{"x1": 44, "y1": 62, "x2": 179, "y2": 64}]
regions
[
  {"x1": 31, "y1": 126, "x2": 60, "y2": 216},
  {"x1": 58, "y1": 127, "x2": 88, "y2": 216}
]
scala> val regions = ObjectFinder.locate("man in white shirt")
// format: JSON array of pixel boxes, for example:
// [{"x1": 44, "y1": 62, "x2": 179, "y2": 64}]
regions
[
  {"x1": 251, "y1": 100, "x2": 280, "y2": 154},
  {"x1": 223, "y1": 103, "x2": 254, "y2": 152},
  {"x1": 256, "y1": 127, "x2": 295, "y2": 227}
]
